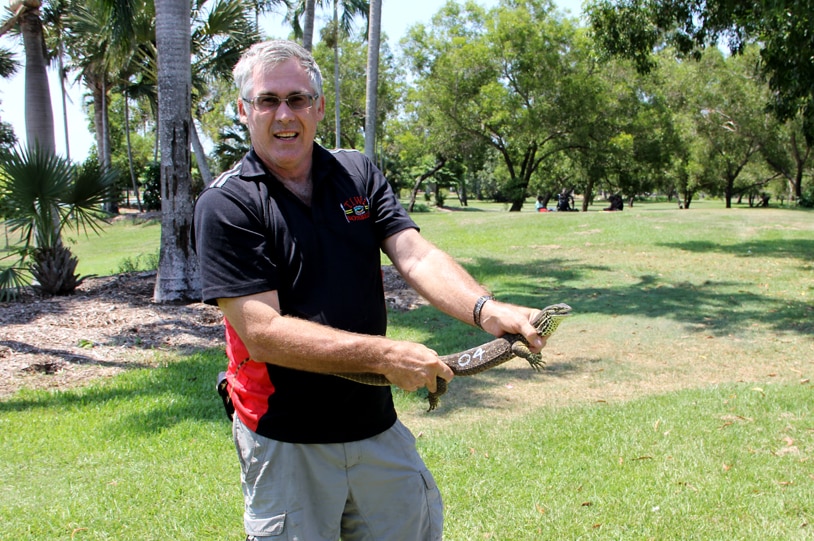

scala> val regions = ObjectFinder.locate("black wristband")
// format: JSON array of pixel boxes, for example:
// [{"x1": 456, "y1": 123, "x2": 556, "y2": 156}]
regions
[{"x1": 472, "y1": 295, "x2": 494, "y2": 329}]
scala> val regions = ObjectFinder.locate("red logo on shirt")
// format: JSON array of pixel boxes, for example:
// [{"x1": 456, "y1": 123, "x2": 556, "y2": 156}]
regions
[{"x1": 340, "y1": 196, "x2": 371, "y2": 222}]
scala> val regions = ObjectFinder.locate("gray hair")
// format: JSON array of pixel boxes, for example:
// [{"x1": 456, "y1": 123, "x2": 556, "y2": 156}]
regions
[{"x1": 233, "y1": 40, "x2": 324, "y2": 100}]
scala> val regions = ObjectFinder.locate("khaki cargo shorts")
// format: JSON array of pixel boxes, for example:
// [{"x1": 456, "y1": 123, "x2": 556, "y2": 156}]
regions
[{"x1": 234, "y1": 416, "x2": 443, "y2": 541}]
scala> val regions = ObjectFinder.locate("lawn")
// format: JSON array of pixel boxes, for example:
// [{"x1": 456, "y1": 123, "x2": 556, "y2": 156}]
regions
[{"x1": 1, "y1": 199, "x2": 812, "y2": 540}]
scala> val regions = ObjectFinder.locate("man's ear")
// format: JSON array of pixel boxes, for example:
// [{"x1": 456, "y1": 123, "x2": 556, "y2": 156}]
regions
[
  {"x1": 237, "y1": 98, "x2": 249, "y2": 124},
  {"x1": 315, "y1": 94, "x2": 326, "y2": 122}
]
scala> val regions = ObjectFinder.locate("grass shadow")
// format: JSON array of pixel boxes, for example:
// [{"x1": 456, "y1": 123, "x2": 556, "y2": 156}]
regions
[
  {"x1": 660, "y1": 239, "x2": 814, "y2": 264},
  {"x1": 0, "y1": 349, "x2": 230, "y2": 435},
  {"x1": 389, "y1": 256, "x2": 813, "y2": 342}
]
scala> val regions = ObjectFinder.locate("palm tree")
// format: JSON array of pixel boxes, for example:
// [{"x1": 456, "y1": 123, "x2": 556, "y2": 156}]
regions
[
  {"x1": 41, "y1": 0, "x2": 71, "y2": 160},
  {"x1": 363, "y1": 0, "x2": 380, "y2": 160},
  {"x1": 0, "y1": 0, "x2": 56, "y2": 152},
  {"x1": 0, "y1": 47, "x2": 20, "y2": 153},
  {"x1": 302, "y1": 0, "x2": 316, "y2": 50},
  {"x1": 287, "y1": 0, "x2": 368, "y2": 146},
  {"x1": 153, "y1": 0, "x2": 200, "y2": 302},
  {"x1": 0, "y1": 144, "x2": 115, "y2": 300}
]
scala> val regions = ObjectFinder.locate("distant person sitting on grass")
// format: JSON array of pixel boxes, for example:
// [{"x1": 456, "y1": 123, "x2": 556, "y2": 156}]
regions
[
  {"x1": 604, "y1": 193, "x2": 624, "y2": 211},
  {"x1": 556, "y1": 190, "x2": 575, "y2": 212}
]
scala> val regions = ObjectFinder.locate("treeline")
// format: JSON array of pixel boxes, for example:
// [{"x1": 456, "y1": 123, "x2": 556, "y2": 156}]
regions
[{"x1": 3, "y1": 0, "x2": 813, "y2": 212}]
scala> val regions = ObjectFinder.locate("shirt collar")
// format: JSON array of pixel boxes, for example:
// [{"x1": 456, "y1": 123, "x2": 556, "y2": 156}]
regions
[{"x1": 239, "y1": 143, "x2": 334, "y2": 184}]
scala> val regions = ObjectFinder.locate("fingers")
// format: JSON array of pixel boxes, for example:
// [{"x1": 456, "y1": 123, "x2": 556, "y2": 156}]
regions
[
  {"x1": 383, "y1": 344, "x2": 453, "y2": 394},
  {"x1": 426, "y1": 361, "x2": 454, "y2": 393},
  {"x1": 481, "y1": 301, "x2": 547, "y2": 352},
  {"x1": 521, "y1": 311, "x2": 546, "y2": 352},
  {"x1": 397, "y1": 361, "x2": 453, "y2": 393}
]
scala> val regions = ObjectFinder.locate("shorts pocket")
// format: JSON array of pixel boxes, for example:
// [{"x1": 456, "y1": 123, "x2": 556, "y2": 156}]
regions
[
  {"x1": 247, "y1": 511, "x2": 287, "y2": 537},
  {"x1": 419, "y1": 469, "x2": 444, "y2": 541},
  {"x1": 248, "y1": 509, "x2": 307, "y2": 540}
]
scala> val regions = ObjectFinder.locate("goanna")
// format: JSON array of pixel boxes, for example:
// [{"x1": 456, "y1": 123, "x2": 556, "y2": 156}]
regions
[{"x1": 336, "y1": 303, "x2": 572, "y2": 411}]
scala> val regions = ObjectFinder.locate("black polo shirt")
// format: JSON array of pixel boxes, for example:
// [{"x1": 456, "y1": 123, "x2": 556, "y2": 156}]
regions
[{"x1": 193, "y1": 144, "x2": 418, "y2": 443}]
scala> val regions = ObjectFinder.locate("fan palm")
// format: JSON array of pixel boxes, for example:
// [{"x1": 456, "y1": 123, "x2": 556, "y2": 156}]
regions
[{"x1": 0, "y1": 144, "x2": 115, "y2": 300}]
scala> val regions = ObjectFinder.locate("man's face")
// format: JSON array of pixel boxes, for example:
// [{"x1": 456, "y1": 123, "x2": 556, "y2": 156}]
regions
[{"x1": 238, "y1": 58, "x2": 325, "y2": 179}]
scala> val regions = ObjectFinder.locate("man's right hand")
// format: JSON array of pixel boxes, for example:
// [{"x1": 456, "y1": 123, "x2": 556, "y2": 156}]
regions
[{"x1": 380, "y1": 342, "x2": 454, "y2": 393}]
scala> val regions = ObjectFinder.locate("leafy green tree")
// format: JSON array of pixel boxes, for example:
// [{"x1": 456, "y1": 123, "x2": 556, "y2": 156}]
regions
[
  {"x1": 685, "y1": 48, "x2": 776, "y2": 208},
  {"x1": 761, "y1": 115, "x2": 812, "y2": 202},
  {"x1": 586, "y1": 0, "x2": 814, "y2": 145},
  {"x1": 0, "y1": 145, "x2": 115, "y2": 299},
  {"x1": 403, "y1": 0, "x2": 592, "y2": 211},
  {"x1": 563, "y1": 56, "x2": 676, "y2": 209},
  {"x1": 0, "y1": 47, "x2": 18, "y2": 158}
]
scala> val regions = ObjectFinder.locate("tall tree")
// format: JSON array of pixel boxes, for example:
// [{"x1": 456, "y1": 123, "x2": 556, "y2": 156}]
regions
[
  {"x1": 762, "y1": 116, "x2": 812, "y2": 201},
  {"x1": 689, "y1": 48, "x2": 775, "y2": 208},
  {"x1": 363, "y1": 0, "x2": 380, "y2": 159},
  {"x1": 287, "y1": 0, "x2": 368, "y2": 146},
  {"x1": 312, "y1": 33, "x2": 398, "y2": 150},
  {"x1": 0, "y1": 0, "x2": 55, "y2": 152},
  {"x1": 303, "y1": 0, "x2": 316, "y2": 49},
  {"x1": 41, "y1": 0, "x2": 71, "y2": 160},
  {"x1": 153, "y1": 0, "x2": 200, "y2": 302}
]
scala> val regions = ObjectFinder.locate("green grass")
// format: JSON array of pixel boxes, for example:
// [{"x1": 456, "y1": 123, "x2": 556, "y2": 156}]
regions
[
  {"x1": 414, "y1": 383, "x2": 813, "y2": 540},
  {"x1": 2, "y1": 216, "x2": 161, "y2": 278},
  {"x1": 68, "y1": 216, "x2": 162, "y2": 276},
  {"x1": 1, "y1": 361, "x2": 810, "y2": 540},
  {"x1": 2, "y1": 199, "x2": 813, "y2": 539},
  {"x1": 0, "y1": 352, "x2": 241, "y2": 540}
]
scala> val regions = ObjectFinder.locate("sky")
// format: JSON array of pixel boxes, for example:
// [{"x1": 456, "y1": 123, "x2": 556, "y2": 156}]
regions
[{"x1": 0, "y1": 0, "x2": 584, "y2": 162}]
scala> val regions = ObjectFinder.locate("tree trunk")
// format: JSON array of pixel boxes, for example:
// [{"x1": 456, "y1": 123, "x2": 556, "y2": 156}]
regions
[
  {"x1": 190, "y1": 121, "x2": 213, "y2": 185},
  {"x1": 407, "y1": 157, "x2": 445, "y2": 212},
  {"x1": 19, "y1": 0, "x2": 55, "y2": 153},
  {"x1": 100, "y1": 78, "x2": 117, "y2": 214},
  {"x1": 302, "y1": 0, "x2": 316, "y2": 51},
  {"x1": 581, "y1": 177, "x2": 595, "y2": 212},
  {"x1": 363, "y1": 0, "x2": 381, "y2": 160},
  {"x1": 333, "y1": 0, "x2": 341, "y2": 148},
  {"x1": 154, "y1": 0, "x2": 200, "y2": 303},
  {"x1": 57, "y1": 54, "x2": 70, "y2": 160},
  {"x1": 724, "y1": 176, "x2": 734, "y2": 208},
  {"x1": 123, "y1": 93, "x2": 143, "y2": 211}
]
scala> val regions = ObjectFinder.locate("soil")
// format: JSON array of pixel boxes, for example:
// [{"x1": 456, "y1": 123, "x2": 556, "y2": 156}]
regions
[{"x1": 0, "y1": 266, "x2": 425, "y2": 399}]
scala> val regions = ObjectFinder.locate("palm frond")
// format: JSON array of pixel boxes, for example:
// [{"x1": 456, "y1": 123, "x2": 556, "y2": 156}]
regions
[{"x1": 0, "y1": 265, "x2": 30, "y2": 302}]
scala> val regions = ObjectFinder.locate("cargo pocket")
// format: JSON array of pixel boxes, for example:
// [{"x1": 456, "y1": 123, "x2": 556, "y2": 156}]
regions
[
  {"x1": 247, "y1": 511, "x2": 286, "y2": 537},
  {"x1": 247, "y1": 509, "x2": 306, "y2": 540},
  {"x1": 419, "y1": 469, "x2": 444, "y2": 541}
]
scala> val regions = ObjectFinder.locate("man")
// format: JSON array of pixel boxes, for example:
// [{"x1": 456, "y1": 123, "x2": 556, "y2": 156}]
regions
[{"x1": 194, "y1": 40, "x2": 547, "y2": 541}]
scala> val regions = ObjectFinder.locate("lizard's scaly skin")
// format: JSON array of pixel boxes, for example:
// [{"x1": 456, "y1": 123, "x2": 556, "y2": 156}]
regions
[{"x1": 335, "y1": 303, "x2": 572, "y2": 411}]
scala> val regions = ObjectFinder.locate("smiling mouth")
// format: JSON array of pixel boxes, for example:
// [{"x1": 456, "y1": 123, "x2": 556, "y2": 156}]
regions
[{"x1": 275, "y1": 131, "x2": 298, "y2": 140}]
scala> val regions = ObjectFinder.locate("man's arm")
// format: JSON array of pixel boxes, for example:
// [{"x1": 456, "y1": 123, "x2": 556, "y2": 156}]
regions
[
  {"x1": 382, "y1": 228, "x2": 546, "y2": 352},
  {"x1": 217, "y1": 290, "x2": 454, "y2": 392}
]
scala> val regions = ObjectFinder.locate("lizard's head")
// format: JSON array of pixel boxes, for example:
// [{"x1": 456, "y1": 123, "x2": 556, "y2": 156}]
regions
[{"x1": 534, "y1": 303, "x2": 572, "y2": 336}]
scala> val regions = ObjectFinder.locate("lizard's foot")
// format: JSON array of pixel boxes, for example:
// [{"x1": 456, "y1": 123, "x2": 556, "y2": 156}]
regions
[
  {"x1": 426, "y1": 378, "x2": 447, "y2": 412},
  {"x1": 526, "y1": 354, "x2": 546, "y2": 372}
]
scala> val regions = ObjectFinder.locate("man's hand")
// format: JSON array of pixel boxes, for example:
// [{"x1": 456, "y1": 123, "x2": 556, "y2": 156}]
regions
[
  {"x1": 380, "y1": 342, "x2": 455, "y2": 393},
  {"x1": 478, "y1": 301, "x2": 547, "y2": 353}
]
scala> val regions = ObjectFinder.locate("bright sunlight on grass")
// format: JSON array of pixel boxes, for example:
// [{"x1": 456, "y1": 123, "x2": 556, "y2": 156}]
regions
[{"x1": 1, "y1": 199, "x2": 812, "y2": 539}]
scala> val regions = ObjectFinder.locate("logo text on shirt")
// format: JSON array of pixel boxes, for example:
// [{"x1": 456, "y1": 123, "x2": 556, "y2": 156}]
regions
[{"x1": 340, "y1": 196, "x2": 371, "y2": 222}]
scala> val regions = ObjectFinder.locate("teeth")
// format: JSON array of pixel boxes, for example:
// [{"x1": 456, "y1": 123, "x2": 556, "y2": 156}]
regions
[{"x1": 276, "y1": 132, "x2": 297, "y2": 139}]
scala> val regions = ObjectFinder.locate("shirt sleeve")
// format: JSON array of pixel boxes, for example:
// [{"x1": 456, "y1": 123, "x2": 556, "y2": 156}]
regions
[
  {"x1": 357, "y1": 154, "x2": 419, "y2": 241},
  {"x1": 193, "y1": 183, "x2": 279, "y2": 305}
]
